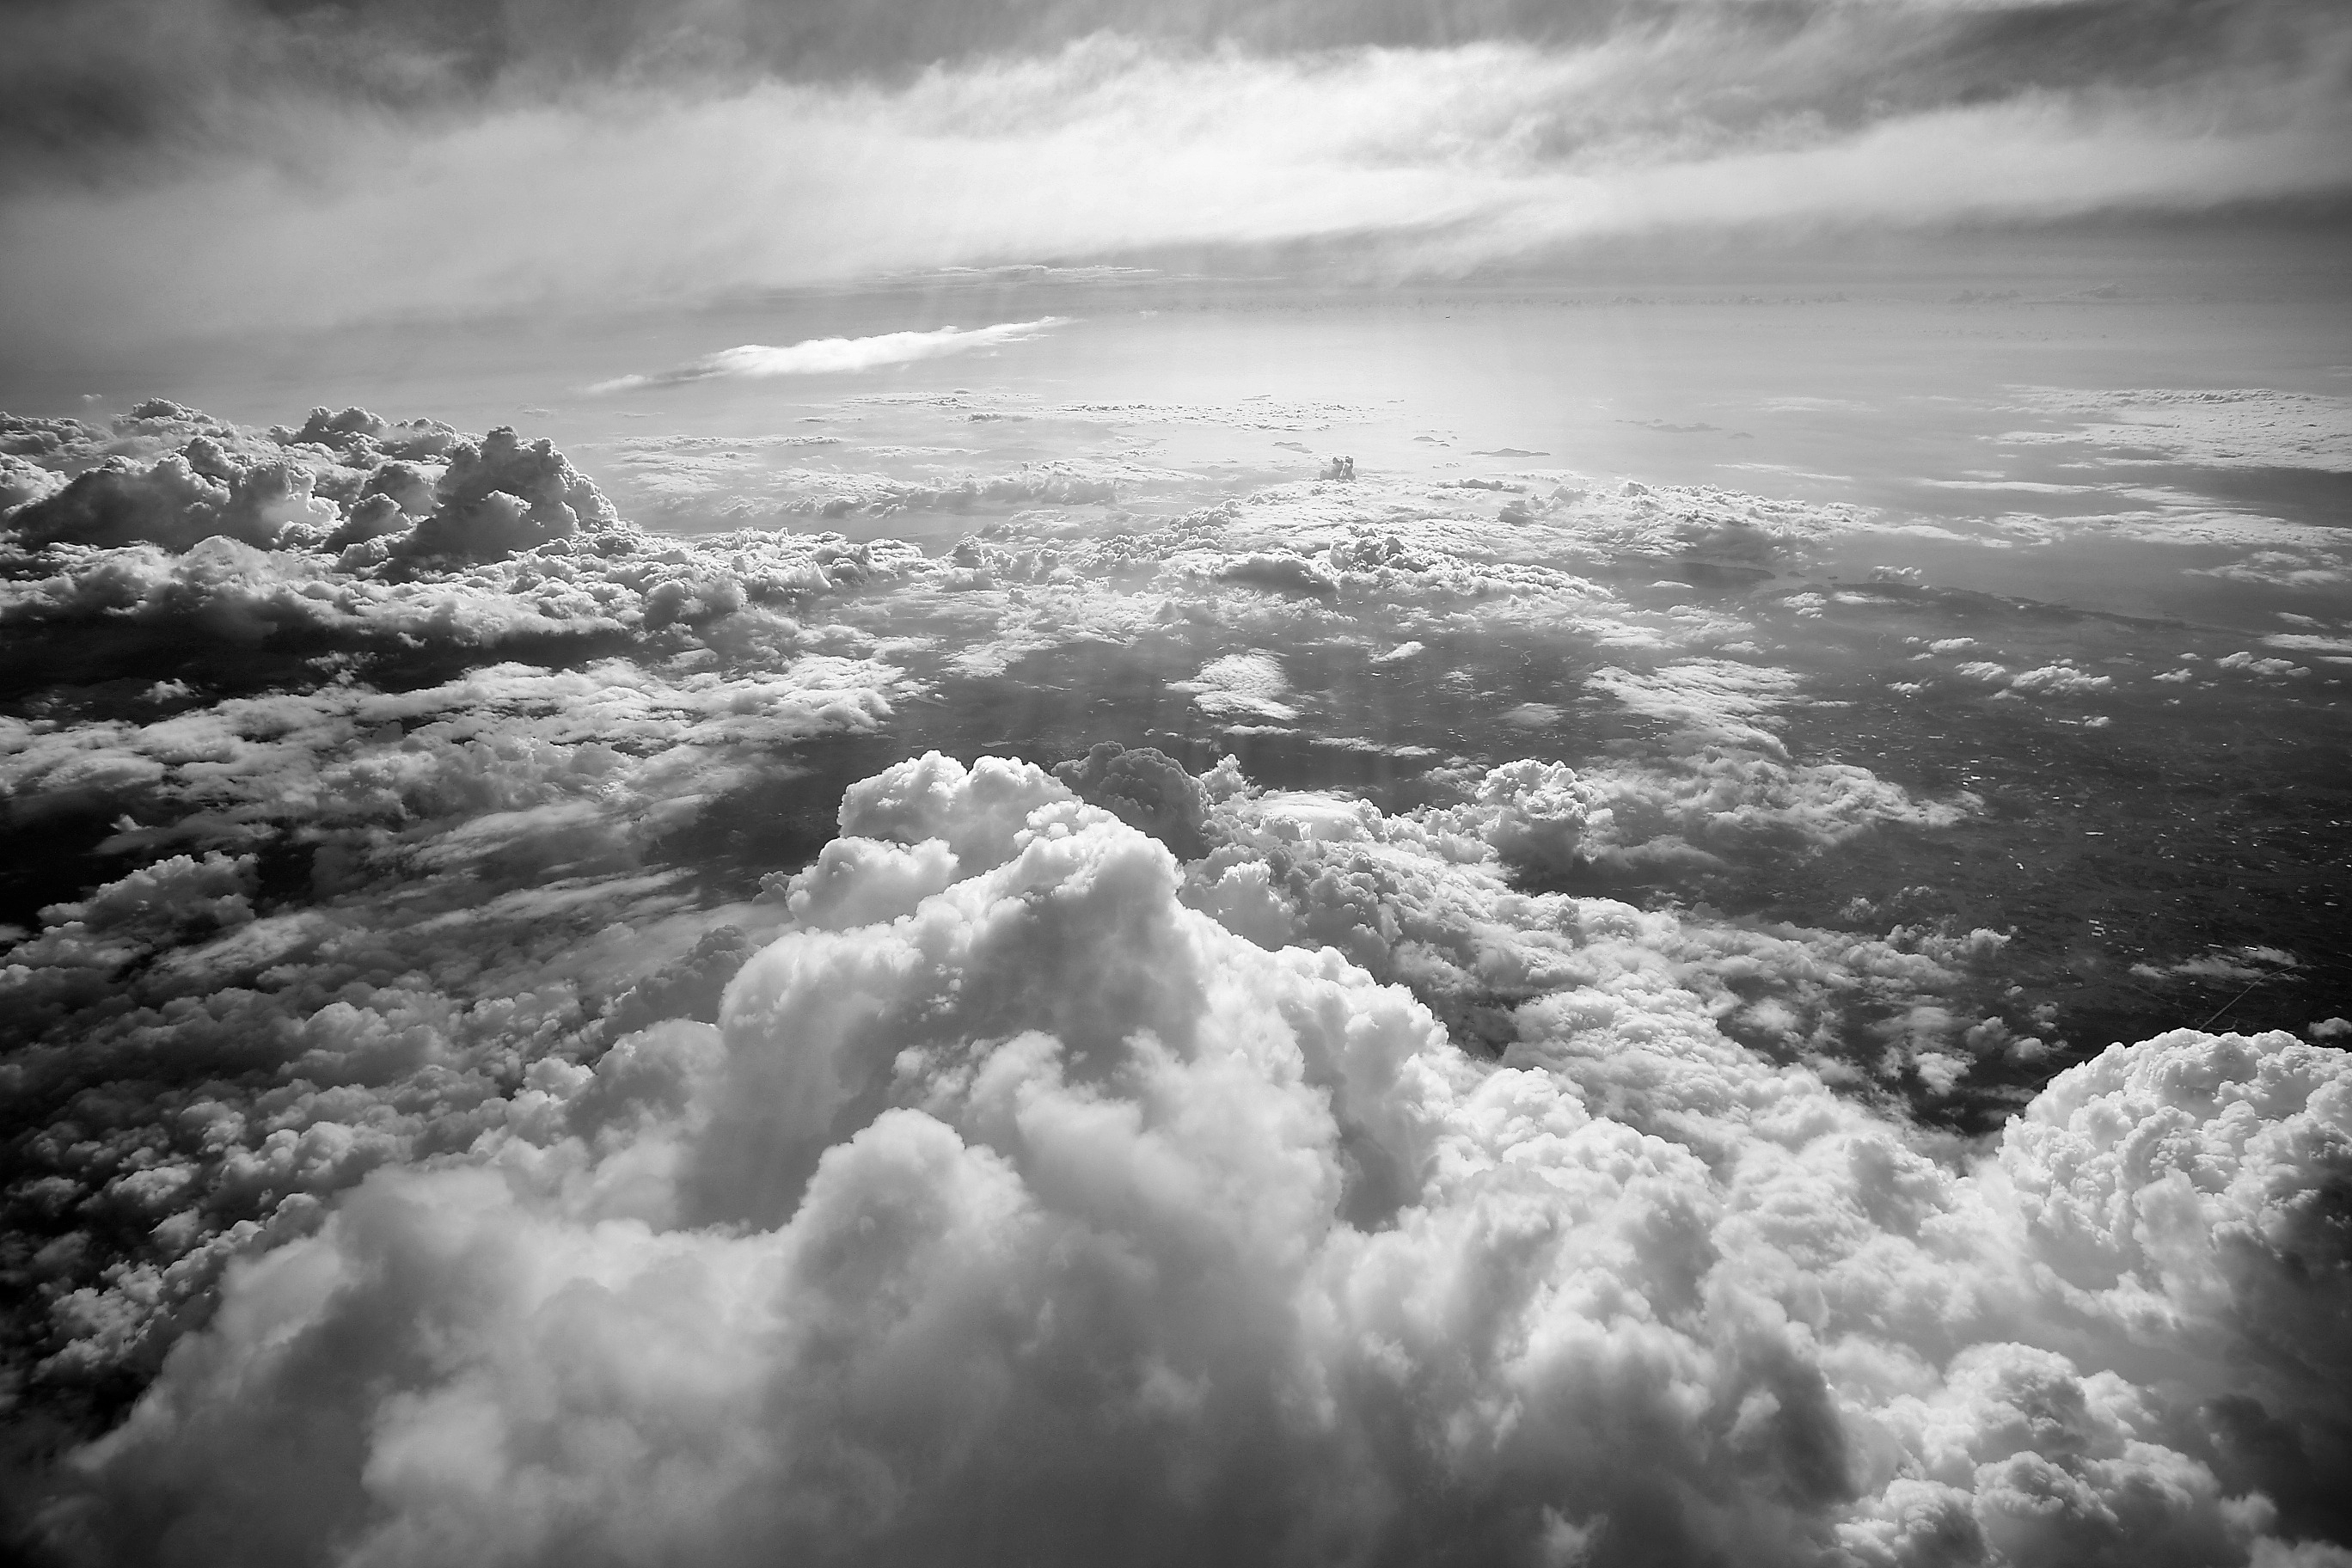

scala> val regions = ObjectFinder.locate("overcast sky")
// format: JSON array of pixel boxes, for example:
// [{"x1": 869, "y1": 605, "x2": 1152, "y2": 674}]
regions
[{"x1": 1, "y1": 0, "x2": 2347, "y2": 341}]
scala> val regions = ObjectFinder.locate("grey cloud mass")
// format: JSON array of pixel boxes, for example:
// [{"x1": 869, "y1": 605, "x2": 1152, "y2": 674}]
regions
[{"x1": 0, "y1": 0, "x2": 2344, "y2": 346}]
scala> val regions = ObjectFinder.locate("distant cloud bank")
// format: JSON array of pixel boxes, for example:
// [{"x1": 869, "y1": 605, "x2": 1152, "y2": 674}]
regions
[{"x1": 588, "y1": 318, "x2": 1069, "y2": 393}]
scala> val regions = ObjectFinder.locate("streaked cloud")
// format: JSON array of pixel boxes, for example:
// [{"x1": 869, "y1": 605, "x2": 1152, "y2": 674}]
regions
[{"x1": 586, "y1": 317, "x2": 1069, "y2": 392}]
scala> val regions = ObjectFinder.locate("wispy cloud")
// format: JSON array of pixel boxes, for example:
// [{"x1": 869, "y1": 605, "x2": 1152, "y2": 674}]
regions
[{"x1": 586, "y1": 318, "x2": 1069, "y2": 393}]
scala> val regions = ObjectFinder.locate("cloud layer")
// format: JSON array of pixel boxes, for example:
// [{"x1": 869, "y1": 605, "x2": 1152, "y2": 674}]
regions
[
  {"x1": 3, "y1": 396, "x2": 2347, "y2": 1565},
  {"x1": 3, "y1": 0, "x2": 2348, "y2": 343}
]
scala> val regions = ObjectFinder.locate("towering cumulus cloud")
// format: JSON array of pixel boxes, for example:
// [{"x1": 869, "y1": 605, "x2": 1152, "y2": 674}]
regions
[{"x1": 27, "y1": 755, "x2": 2352, "y2": 1568}]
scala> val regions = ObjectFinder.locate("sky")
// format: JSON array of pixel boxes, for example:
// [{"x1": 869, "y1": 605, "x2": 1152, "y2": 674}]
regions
[
  {"x1": 1, "y1": 0, "x2": 2349, "y2": 348},
  {"x1": 4, "y1": 3, "x2": 2352, "y2": 1567}
]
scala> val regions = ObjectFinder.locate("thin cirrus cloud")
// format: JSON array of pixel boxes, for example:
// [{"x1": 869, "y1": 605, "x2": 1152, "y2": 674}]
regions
[{"x1": 586, "y1": 318, "x2": 1070, "y2": 393}]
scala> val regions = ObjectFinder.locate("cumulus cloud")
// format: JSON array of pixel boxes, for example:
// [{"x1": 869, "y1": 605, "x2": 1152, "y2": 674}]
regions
[
  {"x1": 1175, "y1": 652, "x2": 1298, "y2": 722},
  {"x1": 5, "y1": 395, "x2": 2346, "y2": 1565},
  {"x1": 399, "y1": 426, "x2": 619, "y2": 561},
  {"x1": 2004, "y1": 662, "x2": 2114, "y2": 698},
  {"x1": 0, "y1": 401, "x2": 955, "y2": 1421},
  {"x1": 10, "y1": 445, "x2": 337, "y2": 552},
  {"x1": 25, "y1": 755, "x2": 2351, "y2": 1568},
  {"x1": 588, "y1": 318, "x2": 1069, "y2": 392},
  {"x1": 1183, "y1": 754, "x2": 2000, "y2": 1070}
]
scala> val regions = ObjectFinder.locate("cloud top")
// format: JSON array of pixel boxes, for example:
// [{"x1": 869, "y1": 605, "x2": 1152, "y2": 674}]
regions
[{"x1": 589, "y1": 318, "x2": 1069, "y2": 392}]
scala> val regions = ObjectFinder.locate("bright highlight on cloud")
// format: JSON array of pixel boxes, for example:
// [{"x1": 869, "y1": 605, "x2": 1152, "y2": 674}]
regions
[{"x1": 588, "y1": 318, "x2": 1070, "y2": 393}]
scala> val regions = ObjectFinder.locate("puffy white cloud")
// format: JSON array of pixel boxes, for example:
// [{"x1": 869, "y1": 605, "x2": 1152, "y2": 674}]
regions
[
  {"x1": 9, "y1": 447, "x2": 340, "y2": 552},
  {"x1": 400, "y1": 427, "x2": 620, "y2": 562},
  {"x1": 1, "y1": 451, "x2": 68, "y2": 511},
  {"x1": 2216, "y1": 652, "x2": 2311, "y2": 679},
  {"x1": 29, "y1": 756, "x2": 2349, "y2": 1567},
  {"x1": 0, "y1": 412, "x2": 983, "y2": 687},
  {"x1": 2004, "y1": 664, "x2": 2114, "y2": 698},
  {"x1": 276, "y1": 407, "x2": 462, "y2": 462},
  {"x1": 1176, "y1": 652, "x2": 1299, "y2": 722},
  {"x1": 1184, "y1": 756, "x2": 1999, "y2": 1077}
]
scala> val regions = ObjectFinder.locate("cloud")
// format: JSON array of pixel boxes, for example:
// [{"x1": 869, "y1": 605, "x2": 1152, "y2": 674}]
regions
[
  {"x1": 1174, "y1": 652, "x2": 1298, "y2": 722},
  {"x1": 1584, "y1": 658, "x2": 1802, "y2": 750},
  {"x1": 587, "y1": 318, "x2": 1071, "y2": 393},
  {"x1": 27, "y1": 755, "x2": 2352, "y2": 1567},
  {"x1": 2198, "y1": 552, "x2": 2352, "y2": 590},
  {"x1": 2265, "y1": 632, "x2": 2352, "y2": 652},
  {"x1": 0, "y1": 635, "x2": 906, "y2": 1406},
  {"x1": 2131, "y1": 945, "x2": 2301, "y2": 985},
  {"x1": 2214, "y1": 651, "x2": 2312, "y2": 679},
  {"x1": 588, "y1": 446, "x2": 1127, "y2": 531},
  {"x1": 6, "y1": 0, "x2": 2323, "y2": 153},
  {"x1": 2003, "y1": 388, "x2": 2352, "y2": 474},
  {"x1": 5, "y1": 7, "x2": 2349, "y2": 345},
  {"x1": 1185, "y1": 756, "x2": 2004, "y2": 1071},
  {"x1": 2004, "y1": 662, "x2": 2114, "y2": 697},
  {"x1": 4, "y1": 396, "x2": 2346, "y2": 1568},
  {"x1": 10, "y1": 444, "x2": 337, "y2": 552},
  {"x1": 398, "y1": 426, "x2": 618, "y2": 561}
]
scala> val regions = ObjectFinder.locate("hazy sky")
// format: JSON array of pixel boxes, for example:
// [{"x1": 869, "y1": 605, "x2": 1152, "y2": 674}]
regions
[{"x1": 1, "y1": 0, "x2": 2346, "y2": 346}]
